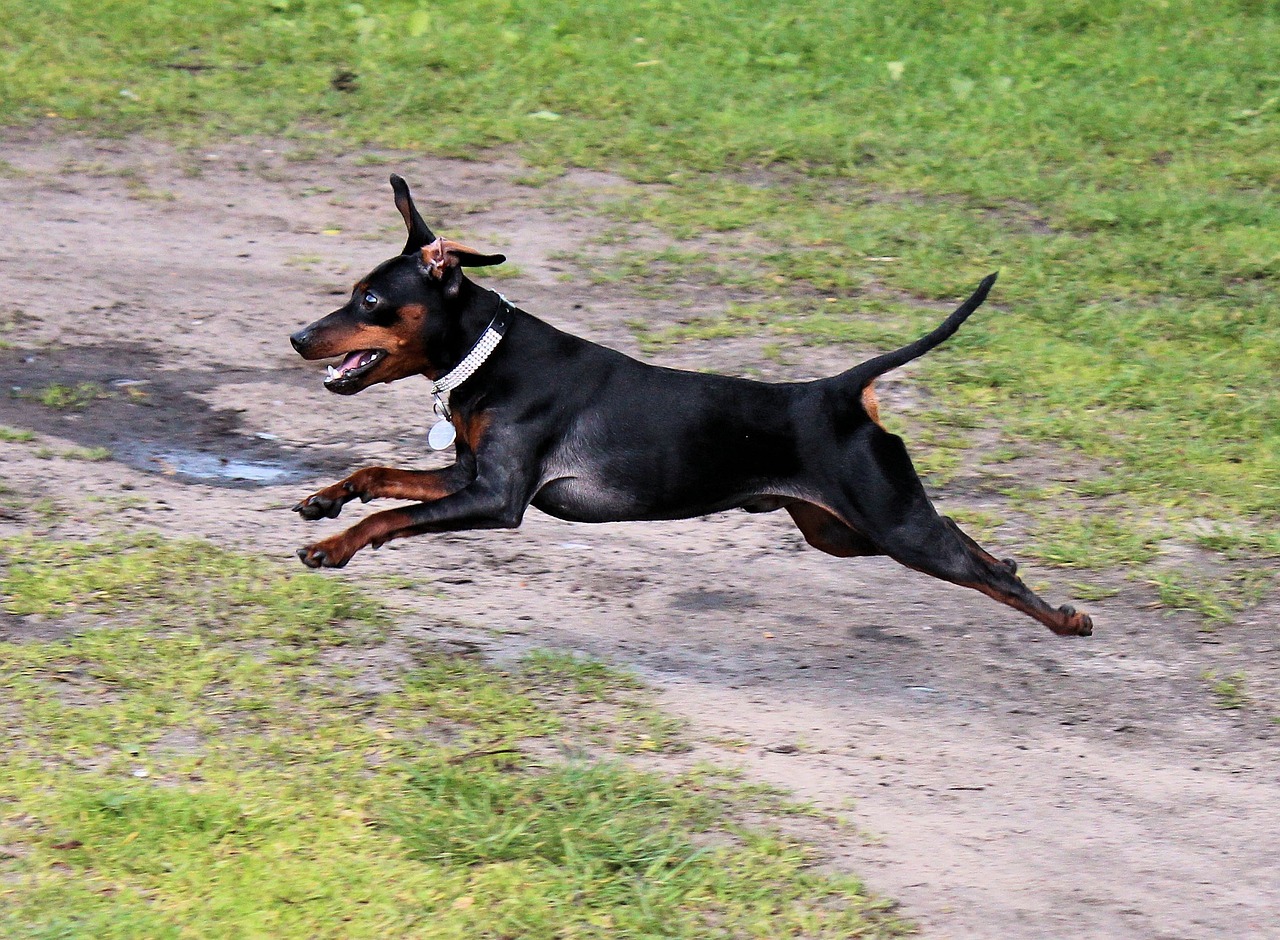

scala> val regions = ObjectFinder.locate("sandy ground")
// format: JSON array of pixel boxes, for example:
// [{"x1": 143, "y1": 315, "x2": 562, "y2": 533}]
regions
[{"x1": 1, "y1": 130, "x2": 1277, "y2": 939}]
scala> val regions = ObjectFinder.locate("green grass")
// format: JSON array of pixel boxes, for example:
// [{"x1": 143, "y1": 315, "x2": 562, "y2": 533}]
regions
[
  {"x1": 1148, "y1": 567, "x2": 1274, "y2": 626},
  {"x1": 1203, "y1": 669, "x2": 1249, "y2": 710},
  {"x1": 31, "y1": 383, "x2": 107, "y2": 411},
  {"x1": 60, "y1": 446, "x2": 114, "y2": 461},
  {"x1": 0, "y1": 426, "x2": 36, "y2": 442},
  {"x1": 0, "y1": 535, "x2": 904, "y2": 938},
  {"x1": 1023, "y1": 513, "x2": 1162, "y2": 570}
]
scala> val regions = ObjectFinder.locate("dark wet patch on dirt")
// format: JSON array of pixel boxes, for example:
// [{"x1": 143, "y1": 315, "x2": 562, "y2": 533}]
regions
[
  {"x1": 849, "y1": 623, "x2": 920, "y2": 646},
  {"x1": 669, "y1": 587, "x2": 761, "y2": 612},
  {"x1": 0, "y1": 342, "x2": 341, "y2": 486}
]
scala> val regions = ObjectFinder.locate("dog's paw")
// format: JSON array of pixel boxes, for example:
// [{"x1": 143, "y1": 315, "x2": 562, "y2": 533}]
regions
[
  {"x1": 297, "y1": 543, "x2": 351, "y2": 569},
  {"x1": 293, "y1": 489, "x2": 348, "y2": 521},
  {"x1": 1054, "y1": 604, "x2": 1093, "y2": 637}
]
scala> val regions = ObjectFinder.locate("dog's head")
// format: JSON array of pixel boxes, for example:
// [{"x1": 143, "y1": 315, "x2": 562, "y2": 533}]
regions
[{"x1": 289, "y1": 175, "x2": 505, "y2": 395}]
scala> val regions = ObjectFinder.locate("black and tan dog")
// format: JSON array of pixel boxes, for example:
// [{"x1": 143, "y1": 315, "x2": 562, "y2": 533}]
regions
[{"x1": 289, "y1": 175, "x2": 1093, "y2": 638}]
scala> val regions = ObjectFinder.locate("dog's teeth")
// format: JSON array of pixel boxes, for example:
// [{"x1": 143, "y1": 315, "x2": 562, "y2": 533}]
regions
[{"x1": 326, "y1": 365, "x2": 340, "y2": 380}]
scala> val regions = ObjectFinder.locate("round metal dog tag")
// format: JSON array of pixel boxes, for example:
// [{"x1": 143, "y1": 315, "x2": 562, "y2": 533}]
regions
[{"x1": 428, "y1": 419, "x2": 456, "y2": 450}]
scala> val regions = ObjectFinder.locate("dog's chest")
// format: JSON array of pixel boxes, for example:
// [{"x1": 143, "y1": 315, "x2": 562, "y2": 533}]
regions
[
  {"x1": 530, "y1": 421, "x2": 662, "y2": 522},
  {"x1": 530, "y1": 475, "x2": 647, "y2": 523}
]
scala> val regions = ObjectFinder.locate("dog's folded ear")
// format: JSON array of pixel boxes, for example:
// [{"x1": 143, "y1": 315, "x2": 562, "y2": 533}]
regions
[
  {"x1": 390, "y1": 174, "x2": 437, "y2": 255},
  {"x1": 420, "y1": 238, "x2": 506, "y2": 297},
  {"x1": 429, "y1": 239, "x2": 506, "y2": 268}
]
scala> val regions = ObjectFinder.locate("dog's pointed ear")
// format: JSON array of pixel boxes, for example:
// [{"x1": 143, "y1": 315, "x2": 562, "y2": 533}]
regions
[
  {"x1": 390, "y1": 174, "x2": 436, "y2": 254},
  {"x1": 420, "y1": 238, "x2": 506, "y2": 298}
]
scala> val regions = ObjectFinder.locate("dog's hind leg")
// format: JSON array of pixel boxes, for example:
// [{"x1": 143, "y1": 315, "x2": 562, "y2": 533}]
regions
[
  {"x1": 941, "y1": 515, "x2": 1018, "y2": 575},
  {"x1": 833, "y1": 426, "x2": 1090, "y2": 635},
  {"x1": 885, "y1": 516, "x2": 1092, "y2": 636}
]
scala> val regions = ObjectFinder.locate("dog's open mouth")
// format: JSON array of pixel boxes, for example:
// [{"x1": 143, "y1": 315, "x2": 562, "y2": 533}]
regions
[{"x1": 323, "y1": 349, "x2": 386, "y2": 392}]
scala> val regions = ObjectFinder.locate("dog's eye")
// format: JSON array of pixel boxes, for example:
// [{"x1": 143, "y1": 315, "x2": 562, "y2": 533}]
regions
[{"x1": 363, "y1": 292, "x2": 378, "y2": 307}]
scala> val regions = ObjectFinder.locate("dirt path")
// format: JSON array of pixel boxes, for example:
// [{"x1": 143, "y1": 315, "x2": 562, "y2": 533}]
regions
[{"x1": 1, "y1": 131, "x2": 1277, "y2": 939}]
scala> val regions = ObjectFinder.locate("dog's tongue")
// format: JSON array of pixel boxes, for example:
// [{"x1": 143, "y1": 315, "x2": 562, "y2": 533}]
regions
[{"x1": 340, "y1": 350, "x2": 371, "y2": 373}]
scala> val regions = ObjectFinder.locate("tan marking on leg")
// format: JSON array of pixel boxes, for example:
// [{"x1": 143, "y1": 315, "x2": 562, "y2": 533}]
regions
[
  {"x1": 348, "y1": 467, "x2": 461, "y2": 502},
  {"x1": 786, "y1": 502, "x2": 880, "y2": 557},
  {"x1": 862, "y1": 381, "x2": 883, "y2": 428},
  {"x1": 303, "y1": 506, "x2": 419, "y2": 567}
]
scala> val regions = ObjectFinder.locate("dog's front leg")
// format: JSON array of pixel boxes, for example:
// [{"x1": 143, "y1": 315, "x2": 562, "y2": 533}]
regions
[
  {"x1": 297, "y1": 476, "x2": 530, "y2": 568},
  {"x1": 294, "y1": 466, "x2": 472, "y2": 521}
]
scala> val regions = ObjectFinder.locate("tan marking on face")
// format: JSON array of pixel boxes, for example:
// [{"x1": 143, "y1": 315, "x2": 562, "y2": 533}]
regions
[
  {"x1": 335, "y1": 302, "x2": 431, "y2": 355},
  {"x1": 297, "y1": 301, "x2": 436, "y2": 384}
]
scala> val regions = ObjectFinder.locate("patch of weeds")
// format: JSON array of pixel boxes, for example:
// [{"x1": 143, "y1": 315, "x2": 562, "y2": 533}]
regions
[
  {"x1": 704, "y1": 734, "x2": 751, "y2": 751},
  {"x1": 1202, "y1": 670, "x2": 1249, "y2": 710},
  {"x1": 59, "y1": 160, "x2": 137, "y2": 179},
  {"x1": 0, "y1": 426, "x2": 34, "y2": 442},
  {"x1": 1068, "y1": 582, "x2": 1121, "y2": 602},
  {"x1": 123, "y1": 180, "x2": 175, "y2": 201},
  {"x1": 1149, "y1": 571, "x2": 1236, "y2": 625},
  {"x1": 908, "y1": 424, "x2": 977, "y2": 484},
  {"x1": 284, "y1": 254, "x2": 325, "y2": 269},
  {"x1": 521, "y1": 649, "x2": 641, "y2": 700},
  {"x1": 614, "y1": 705, "x2": 689, "y2": 754},
  {"x1": 284, "y1": 147, "x2": 323, "y2": 163},
  {"x1": 382, "y1": 758, "x2": 891, "y2": 937},
  {"x1": 1147, "y1": 568, "x2": 1274, "y2": 627},
  {"x1": 29, "y1": 499, "x2": 61, "y2": 523},
  {"x1": 479, "y1": 263, "x2": 524, "y2": 280},
  {"x1": 683, "y1": 763, "x2": 830, "y2": 820},
  {"x1": 1024, "y1": 513, "x2": 1161, "y2": 569},
  {"x1": 985, "y1": 445, "x2": 1027, "y2": 464},
  {"x1": 0, "y1": 533, "x2": 386, "y2": 646},
  {"x1": 521, "y1": 649, "x2": 689, "y2": 754},
  {"x1": 943, "y1": 507, "x2": 1006, "y2": 543},
  {"x1": 911, "y1": 447, "x2": 965, "y2": 483},
  {"x1": 32, "y1": 382, "x2": 107, "y2": 410},
  {"x1": 917, "y1": 407, "x2": 986, "y2": 432},
  {"x1": 511, "y1": 165, "x2": 566, "y2": 187},
  {"x1": 630, "y1": 300, "x2": 781, "y2": 351},
  {"x1": 1235, "y1": 569, "x2": 1277, "y2": 607},
  {"x1": 1194, "y1": 525, "x2": 1280, "y2": 560},
  {"x1": 369, "y1": 572, "x2": 424, "y2": 592},
  {"x1": 587, "y1": 247, "x2": 753, "y2": 295},
  {"x1": 60, "y1": 446, "x2": 113, "y2": 461}
]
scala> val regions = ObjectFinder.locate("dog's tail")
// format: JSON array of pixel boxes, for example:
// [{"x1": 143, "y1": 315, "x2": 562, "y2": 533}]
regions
[{"x1": 836, "y1": 273, "x2": 997, "y2": 397}]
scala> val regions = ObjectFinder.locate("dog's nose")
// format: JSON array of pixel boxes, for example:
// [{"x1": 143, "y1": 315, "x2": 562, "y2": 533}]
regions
[{"x1": 290, "y1": 329, "x2": 312, "y2": 354}]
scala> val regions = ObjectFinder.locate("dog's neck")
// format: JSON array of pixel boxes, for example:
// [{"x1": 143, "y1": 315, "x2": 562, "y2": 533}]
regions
[
  {"x1": 421, "y1": 286, "x2": 511, "y2": 384},
  {"x1": 430, "y1": 297, "x2": 511, "y2": 396}
]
